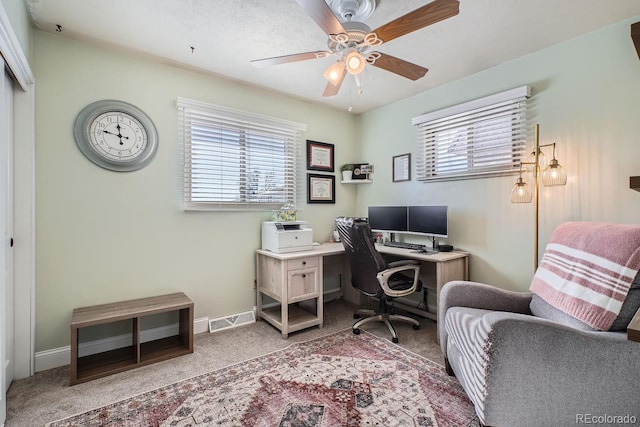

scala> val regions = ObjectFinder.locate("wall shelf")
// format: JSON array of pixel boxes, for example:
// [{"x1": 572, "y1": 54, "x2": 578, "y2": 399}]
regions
[{"x1": 341, "y1": 180, "x2": 372, "y2": 184}]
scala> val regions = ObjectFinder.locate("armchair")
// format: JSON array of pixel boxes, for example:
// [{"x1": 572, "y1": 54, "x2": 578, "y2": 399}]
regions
[
  {"x1": 439, "y1": 222, "x2": 640, "y2": 426},
  {"x1": 335, "y1": 217, "x2": 422, "y2": 343}
]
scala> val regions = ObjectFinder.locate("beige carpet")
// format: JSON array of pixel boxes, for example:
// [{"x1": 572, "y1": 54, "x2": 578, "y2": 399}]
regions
[{"x1": 6, "y1": 299, "x2": 446, "y2": 426}]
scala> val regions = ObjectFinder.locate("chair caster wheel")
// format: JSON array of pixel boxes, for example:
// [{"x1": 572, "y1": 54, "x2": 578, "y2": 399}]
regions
[
  {"x1": 413, "y1": 324, "x2": 420, "y2": 330},
  {"x1": 353, "y1": 328, "x2": 361, "y2": 335},
  {"x1": 392, "y1": 337, "x2": 399, "y2": 343}
]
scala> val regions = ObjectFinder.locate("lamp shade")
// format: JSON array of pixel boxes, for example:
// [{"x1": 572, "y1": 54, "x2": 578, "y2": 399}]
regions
[
  {"x1": 542, "y1": 158, "x2": 567, "y2": 186},
  {"x1": 323, "y1": 61, "x2": 345, "y2": 86},
  {"x1": 511, "y1": 177, "x2": 532, "y2": 203},
  {"x1": 345, "y1": 50, "x2": 366, "y2": 75},
  {"x1": 525, "y1": 147, "x2": 547, "y2": 173}
]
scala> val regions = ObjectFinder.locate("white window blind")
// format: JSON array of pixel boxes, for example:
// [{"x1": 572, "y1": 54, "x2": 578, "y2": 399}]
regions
[
  {"x1": 177, "y1": 97, "x2": 306, "y2": 211},
  {"x1": 412, "y1": 86, "x2": 531, "y2": 182}
]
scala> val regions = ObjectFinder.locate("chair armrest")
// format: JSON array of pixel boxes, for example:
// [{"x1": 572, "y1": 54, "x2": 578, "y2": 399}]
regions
[
  {"x1": 439, "y1": 280, "x2": 532, "y2": 324},
  {"x1": 376, "y1": 263, "x2": 421, "y2": 297},
  {"x1": 439, "y1": 280, "x2": 532, "y2": 354},
  {"x1": 387, "y1": 259, "x2": 421, "y2": 269},
  {"x1": 478, "y1": 312, "x2": 640, "y2": 424}
]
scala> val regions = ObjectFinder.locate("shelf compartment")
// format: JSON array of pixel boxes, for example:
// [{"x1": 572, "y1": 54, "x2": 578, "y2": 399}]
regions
[
  {"x1": 261, "y1": 304, "x2": 321, "y2": 334},
  {"x1": 140, "y1": 335, "x2": 192, "y2": 364},
  {"x1": 76, "y1": 345, "x2": 137, "y2": 382}
]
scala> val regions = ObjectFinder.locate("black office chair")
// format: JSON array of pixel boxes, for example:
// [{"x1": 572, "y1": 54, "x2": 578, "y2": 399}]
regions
[{"x1": 335, "y1": 217, "x2": 422, "y2": 343}]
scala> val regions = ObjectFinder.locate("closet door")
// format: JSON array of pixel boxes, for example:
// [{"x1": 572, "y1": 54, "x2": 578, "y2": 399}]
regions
[{"x1": 0, "y1": 61, "x2": 15, "y2": 426}]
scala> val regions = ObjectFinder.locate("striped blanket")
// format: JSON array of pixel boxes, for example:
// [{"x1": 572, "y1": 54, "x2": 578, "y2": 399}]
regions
[{"x1": 529, "y1": 222, "x2": 640, "y2": 330}]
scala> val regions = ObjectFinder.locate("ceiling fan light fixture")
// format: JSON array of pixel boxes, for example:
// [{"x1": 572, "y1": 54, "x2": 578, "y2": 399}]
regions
[
  {"x1": 345, "y1": 50, "x2": 366, "y2": 75},
  {"x1": 323, "y1": 61, "x2": 346, "y2": 86}
]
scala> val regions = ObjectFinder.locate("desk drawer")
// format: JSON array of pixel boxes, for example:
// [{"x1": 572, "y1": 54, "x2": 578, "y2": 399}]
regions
[
  {"x1": 288, "y1": 267, "x2": 319, "y2": 301},
  {"x1": 287, "y1": 256, "x2": 319, "y2": 271}
]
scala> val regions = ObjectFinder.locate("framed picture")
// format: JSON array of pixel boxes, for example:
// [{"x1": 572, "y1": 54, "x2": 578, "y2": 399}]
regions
[
  {"x1": 351, "y1": 162, "x2": 370, "y2": 180},
  {"x1": 307, "y1": 173, "x2": 335, "y2": 204},
  {"x1": 393, "y1": 153, "x2": 411, "y2": 182},
  {"x1": 306, "y1": 140, "x2": 334, "y2": 172}
]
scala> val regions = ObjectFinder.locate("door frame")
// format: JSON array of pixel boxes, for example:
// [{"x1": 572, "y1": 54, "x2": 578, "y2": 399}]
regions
[{"x1": 0, "y1": 3, "x2": 36, "y2": 381}]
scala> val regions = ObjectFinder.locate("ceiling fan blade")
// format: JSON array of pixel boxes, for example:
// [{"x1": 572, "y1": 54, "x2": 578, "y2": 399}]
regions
[
  {"x1": 368, "y1": 52, "x2": 428, "y2": 80},
  {"x1": 372, "y1": 0, "x2": 459, "y2": 44},
  {"x1": 294, "y1": 0, "x2": 346, "y2": 36},
  {"x1": 322, "y1": 72, "x2": 346, "y2": 97},
  {"x1": 251, "y1": 50, "x2": 332, "y2": 68}
]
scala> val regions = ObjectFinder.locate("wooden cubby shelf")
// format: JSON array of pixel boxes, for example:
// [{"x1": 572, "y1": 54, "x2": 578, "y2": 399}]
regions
[{"x1": 70, "y1": 292, "x2": 194, "y2": 385}]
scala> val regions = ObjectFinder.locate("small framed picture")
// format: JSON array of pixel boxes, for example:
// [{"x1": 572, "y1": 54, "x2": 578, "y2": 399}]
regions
[
  {"x1": 351, "y1": 162, "x2": 370, "y2": 180},
  {"x1": 393, "y1": 153, "x2": 411, "y2": 182},
  {"x1": 307, "y1": 173, "x2": 335, "y2": 204},
  {"x1": 306, "y1": 140, "x2": 334, "y2": 172}
]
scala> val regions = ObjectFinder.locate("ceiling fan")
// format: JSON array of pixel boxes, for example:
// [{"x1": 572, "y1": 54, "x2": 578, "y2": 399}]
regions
[{"x1": 251, "y1": 0, "x2": 460, "y2": 97}]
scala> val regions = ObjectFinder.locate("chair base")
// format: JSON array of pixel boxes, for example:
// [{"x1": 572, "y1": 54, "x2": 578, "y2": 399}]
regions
[{"x1": 352, "y1": 311, "x2": 420, "y2": 343}]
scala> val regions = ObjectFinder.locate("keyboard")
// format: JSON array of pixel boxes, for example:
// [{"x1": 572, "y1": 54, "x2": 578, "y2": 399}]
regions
[{"x1": 382, "y1": 241, "x2": 425, "y2": 251}]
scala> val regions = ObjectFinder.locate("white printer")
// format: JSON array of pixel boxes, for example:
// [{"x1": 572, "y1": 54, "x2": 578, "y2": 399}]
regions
[{"x1": 261, "y1": 221, "x2": 313, "y2": 253}]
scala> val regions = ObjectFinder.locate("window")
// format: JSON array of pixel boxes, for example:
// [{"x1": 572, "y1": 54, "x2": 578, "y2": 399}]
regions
[
  {"x1": 412, "y1": 86, "x2": 530, "y2": 182},
  {"x1": 178, "y1": 98, "x2": 306, "y2": 210}
]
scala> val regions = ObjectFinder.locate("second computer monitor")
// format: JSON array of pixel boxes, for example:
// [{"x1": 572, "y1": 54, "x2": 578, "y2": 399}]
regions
[{"x1": 407, "y1": 205, "x2": 448, "y2": 238}]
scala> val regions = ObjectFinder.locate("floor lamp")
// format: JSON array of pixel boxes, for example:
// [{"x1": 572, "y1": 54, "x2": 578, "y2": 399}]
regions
[{"x1": 510, "y1": 124, "x2": 567, "y2": 272}]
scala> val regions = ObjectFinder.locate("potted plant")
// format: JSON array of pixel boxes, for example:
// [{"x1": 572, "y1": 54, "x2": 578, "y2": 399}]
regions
[{"x1": 340, "y1": 164, "x2": 354, "y2": 181}]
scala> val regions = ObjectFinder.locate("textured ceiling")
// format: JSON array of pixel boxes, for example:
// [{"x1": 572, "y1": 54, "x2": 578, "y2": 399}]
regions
[{"x1": 26, "y1": 0, "x2": 640, "y2": 114}]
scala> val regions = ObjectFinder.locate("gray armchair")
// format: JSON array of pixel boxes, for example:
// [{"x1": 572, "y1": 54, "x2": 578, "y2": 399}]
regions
[{"x1": 439, "y1": 222, "x2": 640, "y2": 427}]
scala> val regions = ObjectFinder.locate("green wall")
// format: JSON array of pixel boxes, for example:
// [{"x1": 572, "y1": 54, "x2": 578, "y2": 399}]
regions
[
  {"x1": 33, "y1": 31, "x2": 360, "y2": 351},
  {"x1": 357, "y1": 16, "x2": 640, "y2": 289}
]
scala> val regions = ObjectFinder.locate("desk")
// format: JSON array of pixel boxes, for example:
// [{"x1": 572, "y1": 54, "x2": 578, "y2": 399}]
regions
[{"x1": 255, "y1": 243, "x2": 469, "y2": 338}]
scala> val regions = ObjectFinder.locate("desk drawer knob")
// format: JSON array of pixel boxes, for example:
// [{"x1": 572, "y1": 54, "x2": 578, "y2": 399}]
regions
[
  {"x1": 302, "y1": 274, "x2": 306, "y2": 278},
  {"x1": 302, "y1": 261, "x2": 306, "y2": 265}
]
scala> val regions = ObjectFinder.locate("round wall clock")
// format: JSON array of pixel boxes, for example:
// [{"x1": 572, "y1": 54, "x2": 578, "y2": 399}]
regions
[{"x1": 73, "y1": 99, "x2": 158, "y2": 172}]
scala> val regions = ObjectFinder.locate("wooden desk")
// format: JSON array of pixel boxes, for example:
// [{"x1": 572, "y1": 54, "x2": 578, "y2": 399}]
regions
[
  {"x1": 255, "y1": 243, "x2": 469, "y2": 337},
  {"x1": 375, "y1": 244, "x2": 469, "y2": 321}
]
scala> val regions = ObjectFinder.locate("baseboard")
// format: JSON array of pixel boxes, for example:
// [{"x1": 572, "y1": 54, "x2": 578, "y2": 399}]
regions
[{"x1": 34, "y1": 317, "x2": 210, "y2": 372}]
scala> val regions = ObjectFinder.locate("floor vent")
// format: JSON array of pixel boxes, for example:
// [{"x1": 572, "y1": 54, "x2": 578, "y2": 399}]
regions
[{"x1": 209, "y1": 310, "x2": 255, "y2": 333}]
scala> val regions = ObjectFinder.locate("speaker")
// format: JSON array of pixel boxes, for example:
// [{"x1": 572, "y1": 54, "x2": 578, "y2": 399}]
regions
[{"x1": 438, "y1": 244, "x2": 453, "y2": 252}]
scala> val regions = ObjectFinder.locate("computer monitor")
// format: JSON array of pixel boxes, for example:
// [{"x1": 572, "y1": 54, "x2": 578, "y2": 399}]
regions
[
  {"x1": 407, "y1": 206, "x2": 448, "y2": 238},
  {"x1": 367, "y1": 206, "x2": 408, "y2": 233}
]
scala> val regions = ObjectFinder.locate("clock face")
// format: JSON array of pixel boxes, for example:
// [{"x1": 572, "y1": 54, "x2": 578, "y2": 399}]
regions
[
  {"x1": 89, "y1": 112, "x2": 148, "y2": 162},
  {"x1": 74, "y1": 100, "x2": 158, "y2": 172}
]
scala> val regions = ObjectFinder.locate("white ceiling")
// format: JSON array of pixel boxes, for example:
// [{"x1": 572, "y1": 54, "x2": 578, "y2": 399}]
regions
[{"x1": 25, "y1": 0, "x2": 640, "y2": 114}]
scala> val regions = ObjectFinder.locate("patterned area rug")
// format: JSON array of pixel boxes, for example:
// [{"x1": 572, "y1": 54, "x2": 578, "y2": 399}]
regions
[{"x1": 46, "y1": 329, "x2": 477, "y2": 426}]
